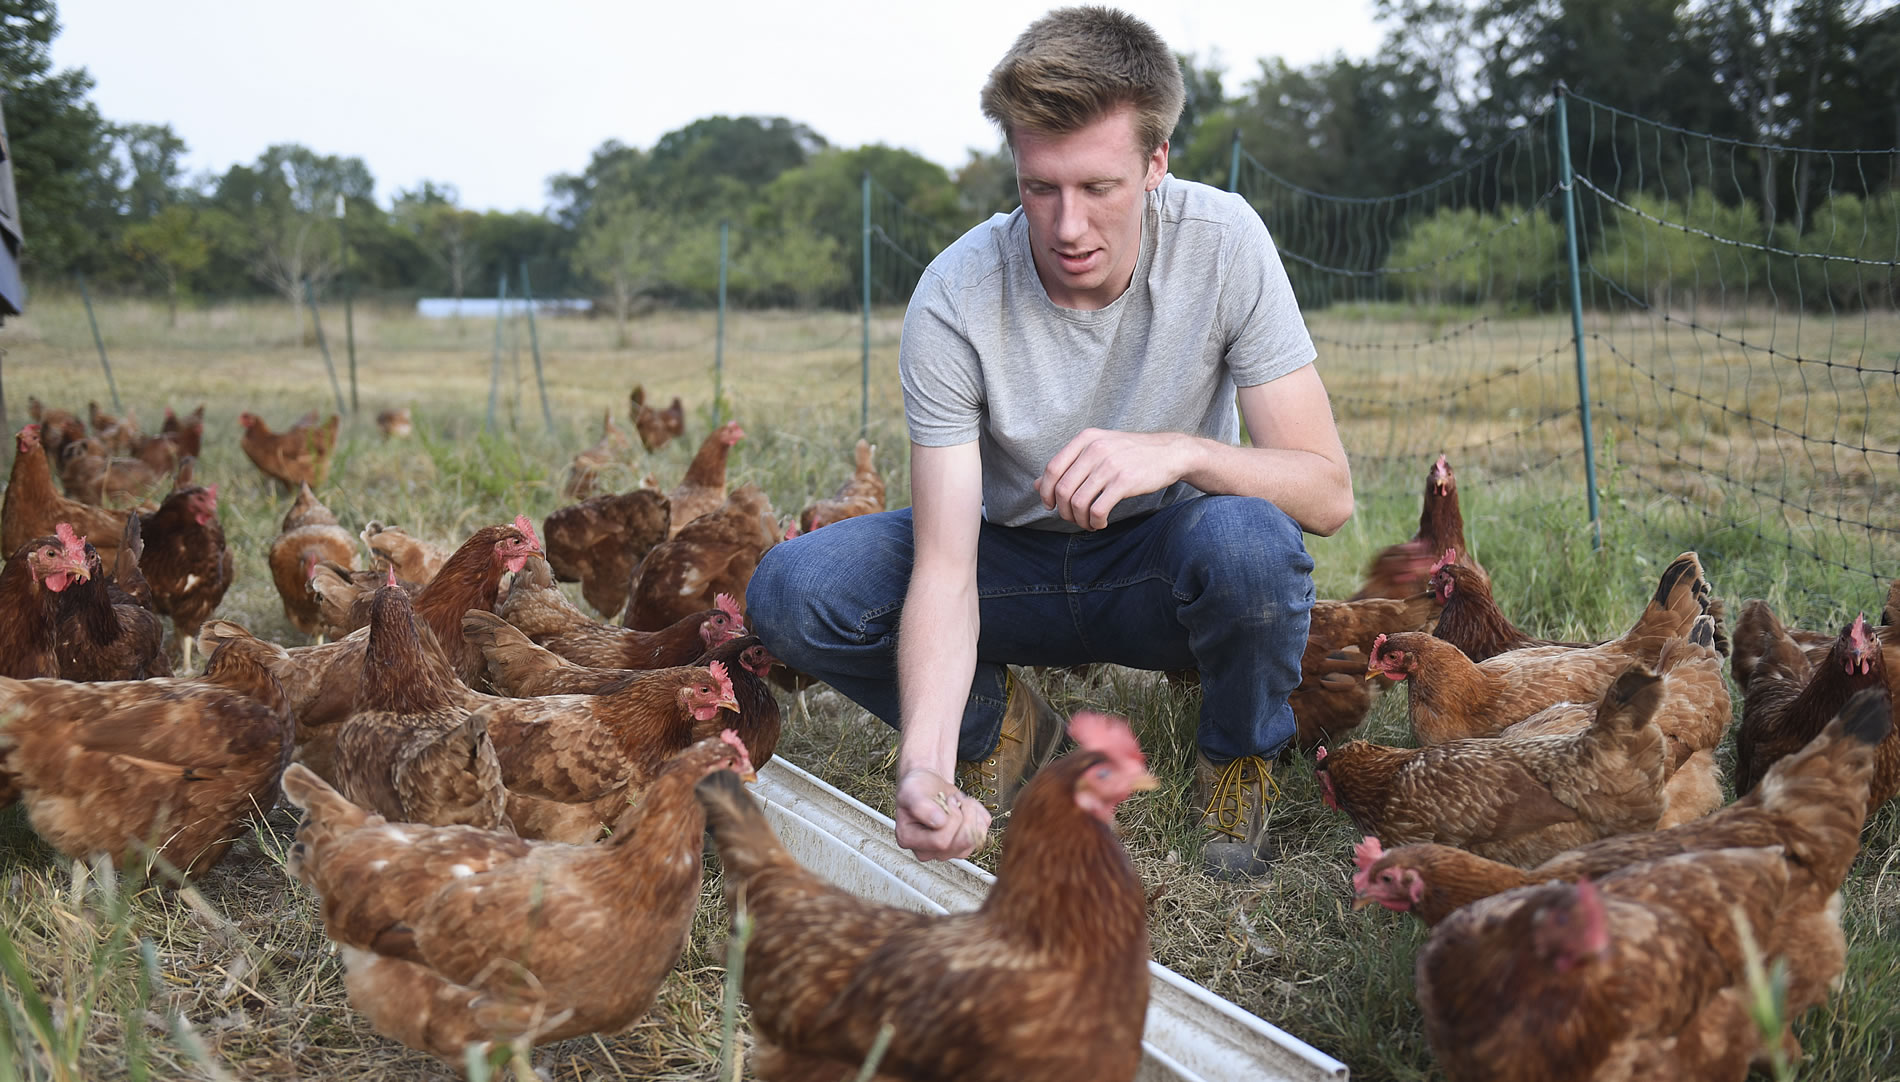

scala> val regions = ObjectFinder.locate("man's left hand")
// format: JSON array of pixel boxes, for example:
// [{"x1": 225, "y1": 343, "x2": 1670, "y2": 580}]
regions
[{"x1": 1036, "y1": 428, "x2": 1190, "y2": 530}]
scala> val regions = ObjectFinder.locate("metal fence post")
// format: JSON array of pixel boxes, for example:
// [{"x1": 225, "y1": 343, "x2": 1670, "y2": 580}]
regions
[
  {"x1": 486, "y1": 272, "x2": 506, "y2": 434},
  {"x1": 519, "y1": 261, "x2": 554, "y2": 432},
  {"x1": 303, "y1": 278, "x2": 347, "y2": 416},
  {"x1": 715, "y1": 220, "x2": 727, "y2": 425},
  {"x1": 75, "y1": 273, "x2": 121, "y2": 413},
  {"x1": 1555, "y1": 83, "x2": 1602, "y2": 550},
  {"x1": 1227, "y1": 130, "x2": 1242, "y2": 193},
  {"x1": 339, "y1": 194, "x2": 357, "y2": 413},
  {"x1": 860, "y1": 171, "x2": 872, "y2": 440}
]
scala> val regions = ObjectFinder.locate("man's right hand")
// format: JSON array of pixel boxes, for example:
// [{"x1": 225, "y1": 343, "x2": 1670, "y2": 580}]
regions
[{"x1": 895, "y1": 768, "x2": 992, "y2": 861}]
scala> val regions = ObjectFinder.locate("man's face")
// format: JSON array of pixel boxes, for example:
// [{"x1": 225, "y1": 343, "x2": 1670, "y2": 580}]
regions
[{"x1": 1013, "y1": 105, "x2": 1168, "y2": 311}]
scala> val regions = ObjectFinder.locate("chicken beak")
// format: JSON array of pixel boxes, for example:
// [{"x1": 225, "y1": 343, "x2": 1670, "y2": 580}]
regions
[
  {"x1": 739, "y1": 769, "x2": 759, "y2": 783},
  {"x1": 1351, "y1": 895, "x2": 1376, "y2": 911},
  {"x1": 718, "y1": 694, "x2": 741, "y2": 715},
  {"x1": 1129, "y1": 770, "x2": 1161, "y2": 792},
  {"x1": 1362, "y1": 670, "x2": 1381, "y2": 682}
]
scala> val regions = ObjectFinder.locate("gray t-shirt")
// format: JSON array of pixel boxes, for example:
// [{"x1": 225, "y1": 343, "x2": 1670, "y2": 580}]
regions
[{"x1": 899, "y1": 173, "x2": 1317, "y2": 531}]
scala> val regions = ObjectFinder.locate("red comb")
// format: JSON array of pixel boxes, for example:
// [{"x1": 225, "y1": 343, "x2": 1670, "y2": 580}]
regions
[
  {"x1": 715, "y1": 593, "x2": 744, "y2": 623},
  {"x1": 1351, "y1": 836, "x2": 1385, "y2": 893},
  {"x1": 1067, "y1": 711, "x2": 1145, "y2": 767},
  {"x1": 385, "y1": 567, "x2": 399, "y2": 588},
  {"x1": 708, "y1": 660, "x2": 732, "y2": 695},
  {"x1": 1432, "y1": 454, "x2": 1450, "y2": 476},
  {"x1": 1315, "y1": 745, "x2": 1329, "y2": 762},
  {"x1": 1352, "y1": 836, "x2": 1384, "y2": 872},
  {"x1": 718, "y1": 728, "x2": 756, "y2": 776},
  {"x1": 55, "y1": 522, "x2": 85, "y2": 554},
  {"x1": 513, "y1": 514, "x2": 541, "y2": 550},
  {"x1": 1430, "y1": 549, "x2": 1458, "y2": 575},
  {"x1": 1369, "y1": 633, "x2": 1389, "y2": 660}
]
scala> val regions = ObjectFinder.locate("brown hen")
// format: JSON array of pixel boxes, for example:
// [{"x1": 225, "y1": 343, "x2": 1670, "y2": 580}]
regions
[
  {"x1": 269, "y1": 483, "x2": 359, "y2": 639},
  {"x1": 239, "y1": 409, "x2": 339, "y2": 490},
  {"x1": 138, "y1": 483, "x2": 234, "y2": 671},
  {"x1": 282, "y1": 732, "x2": 753, "y2": 1062},
  {"x1": 0, "y1": 531, "x2": 94, "y2": 680},
  {"x1": 472, "y1": 661, "x2": 739, "y2": 842},
  {"x1": 624, "y1": 482, "x2": 780, "y2": 631},
  {"x1": 664, "y1": 419, "x2": 744, "y2": 537},
  {"x1": 197, "y1": 518, "x2": 542, "y2": 776},
  {"x1": 1369, "y1": 551, "x2": 1709, "y2": 744},
  {"x1": 698, "y1": 711, "x2": 1155, "y2": 1082},
  {"x1": 561, "y1": 408, "x2": 634, "y2": 500},
  {"x1": 1290, "y1": 591, "x2": 1441, "y2": 746},
  {"x1": 1355, "y1": 684, "x2": 1894, "y2": 928},
  {"x1": 497, "y1": 554, "x2": 746, "y2": 669},
  {"x1": 629, "y1": 384, "x2": 686, "y2": 452},
  {"x1": 1352, "y1": 454, "x2": 1486, "y2": 601},
  {"x1": 54, "y1": 522, "x2": 170, "y2": 681},
  {"x1": 1735, "y1": 610, "x2": 1894, "y2": 806},
  {"x1": 542, "y1": 486, "x2": 669, "y2": 618},
  {"x1": 0, "y1": 636, "x2": 293, "y2": 875},
  {"x1": 1413, "y1": 688, "x2": 1887, "y2": 1082},
  {"x1": 1316, "y1": 665, "x2": 1670, "y2": 868},
  {"x1": 464, "y1": 617, "x2": 782, "y2": 766},
  {"x1": 332, "y1": 575, "x2": 510, "y2": 829},
  {"x1": 4, "y1": 425, "x2": 131, "y2": 570},
  {"x1": 359, "y1": 520, "x2": 450, "y2": 585},
  {"x1": 798, "y1": 439, "x2": 886, "y2": 532}
]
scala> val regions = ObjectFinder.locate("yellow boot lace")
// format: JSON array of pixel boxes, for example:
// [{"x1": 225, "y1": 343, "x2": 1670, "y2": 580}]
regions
[{"x1": 1204, "y1": 756, "x2": 1283, "y2": 840}]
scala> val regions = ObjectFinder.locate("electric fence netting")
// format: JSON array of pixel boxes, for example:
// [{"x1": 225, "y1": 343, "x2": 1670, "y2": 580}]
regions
[{"x1": 1235, "y1": 91, "x2": 1899, "y2": 611}]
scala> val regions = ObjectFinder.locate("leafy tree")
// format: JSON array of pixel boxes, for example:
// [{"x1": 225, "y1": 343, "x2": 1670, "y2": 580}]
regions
[
  {"x1": 548, "y1": 139, "x2": 646, "y2": 232},
  {"x1": 122, "y1": 202, "x2": 212, "y2": 325},
  {"x1": 571, "y1": 194, "x2": 689, "y2": 344},
  {"x1": 1385, "y1": 204, "x2": 1563, "y2": 305},
  {"x1": 393, "y1": 182, "x2": 482, "y2": 301},
  {"x1": 954, "y1": 145, "x2": 1018, "y2": 219},
  {"x1": 645, "y1": 115, "x2": 827, "y2": 215},
  {"x1": 1, "y1": 0, "x2": 121, "y2": 276},
  {"x1": 116, "y1": 121, "x2": 188, "y2": 221},
  {"x1": 211, "y1": 143, "x2": 372, "y2": 312},
  {"x1": 753, "y1": 144, "x2": 963, "y2": 307}
]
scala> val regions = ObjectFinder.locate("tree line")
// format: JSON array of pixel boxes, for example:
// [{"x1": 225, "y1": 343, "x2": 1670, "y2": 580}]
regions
[{"x1": 5, "y1": 0, "x2": 1896, "y2": 325}]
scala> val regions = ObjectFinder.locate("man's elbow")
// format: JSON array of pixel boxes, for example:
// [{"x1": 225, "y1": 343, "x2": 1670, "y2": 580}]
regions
[{"x1": 1306, "y1": 483, "x2": 1355, "y2": 537}]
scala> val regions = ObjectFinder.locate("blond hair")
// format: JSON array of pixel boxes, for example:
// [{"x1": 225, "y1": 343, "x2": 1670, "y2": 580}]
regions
[{"x1": 979, "y1": 6, "x2": 1185, "y2": 155}]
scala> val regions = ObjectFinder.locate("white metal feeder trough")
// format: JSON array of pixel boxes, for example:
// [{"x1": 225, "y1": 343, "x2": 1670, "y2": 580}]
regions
[{"x1": 751, "y1": 759, "x2": 1352, "y2": 1082}]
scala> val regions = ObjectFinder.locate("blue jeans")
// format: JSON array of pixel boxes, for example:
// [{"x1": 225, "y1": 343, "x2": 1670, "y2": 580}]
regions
[{"x1": 746, "y1": 496, "x2": 1315, "y2": 764}]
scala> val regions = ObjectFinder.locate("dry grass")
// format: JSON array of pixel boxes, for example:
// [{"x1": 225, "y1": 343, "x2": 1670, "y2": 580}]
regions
[{"x1": 0, "y1": 296, "x2": 1895, "y2": 1081}]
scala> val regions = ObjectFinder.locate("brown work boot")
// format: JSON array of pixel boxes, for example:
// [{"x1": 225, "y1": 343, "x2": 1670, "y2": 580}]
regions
[
  {"x1": 955, "y1": 667, "x2": 1065, "y2": 814},
  {"x1": 1196, "y1": 751, "x2": 1282, "y2": 880}
]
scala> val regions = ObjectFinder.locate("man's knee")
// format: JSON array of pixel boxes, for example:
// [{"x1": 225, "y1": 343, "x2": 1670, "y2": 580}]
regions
[
  {"x1": 746, "y1": 511, "x2": 912, "y2": 664},
  {"x1": 1177, "y1": 496, "x2": 1315, "y2": 617}
]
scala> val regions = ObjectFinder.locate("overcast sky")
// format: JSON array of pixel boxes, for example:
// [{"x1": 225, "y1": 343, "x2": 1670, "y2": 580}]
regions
[{"x1": 54, "y1": 0, "x2": 1386, "y2": 214}]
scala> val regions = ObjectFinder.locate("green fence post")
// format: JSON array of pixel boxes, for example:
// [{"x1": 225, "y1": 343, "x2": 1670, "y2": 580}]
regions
[
  {"x1": 1226, "y1": 130, "x2": 1241, "y2": 193},
  {"x1": 303, "y1": 278, "x2": 347, "y2": 416},
  {"x1": 715, "y1": 220, "x2": 727, "y2": 425},
  {"x1": 519, "y1": 261, "x2": 554, "y2": 432},
  {"x1": 1554, "y1": 83, "x2": 1602, "y2": 550},
  {"x1": 339, "y1": 195, "x2": 357, "y2": 413},
  {"x1": 860, "y1": 171, "x2": 872, "y2": 441},
  {"x1": 75, "y1": 273, "x2": 121, "y2": 413},
  {"x1": 486, "y1": 272, "x2": 506, "y2": 434}
]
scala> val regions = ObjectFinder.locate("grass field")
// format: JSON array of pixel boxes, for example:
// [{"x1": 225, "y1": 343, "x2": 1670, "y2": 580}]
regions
[{"x1": 0, "y1": 296, "x2": 1895, "y2": 1081}]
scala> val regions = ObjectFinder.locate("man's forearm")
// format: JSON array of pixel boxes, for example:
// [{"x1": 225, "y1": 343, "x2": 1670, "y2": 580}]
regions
[
  {"x1": 895, "y1": 565, "x2": 980, "y2": 779},
  {"x1": 1178, "y1": 438, "x2": 1353, "y2": 536}
]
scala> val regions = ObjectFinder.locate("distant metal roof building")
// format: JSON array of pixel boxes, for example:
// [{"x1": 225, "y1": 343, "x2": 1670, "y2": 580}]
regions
[
  {"x1": 0, "y1": 92, "x2": 22, "y2": 319},
  {"x1": 416, "y1": 297, "x2": 591, "y2": 319}
]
